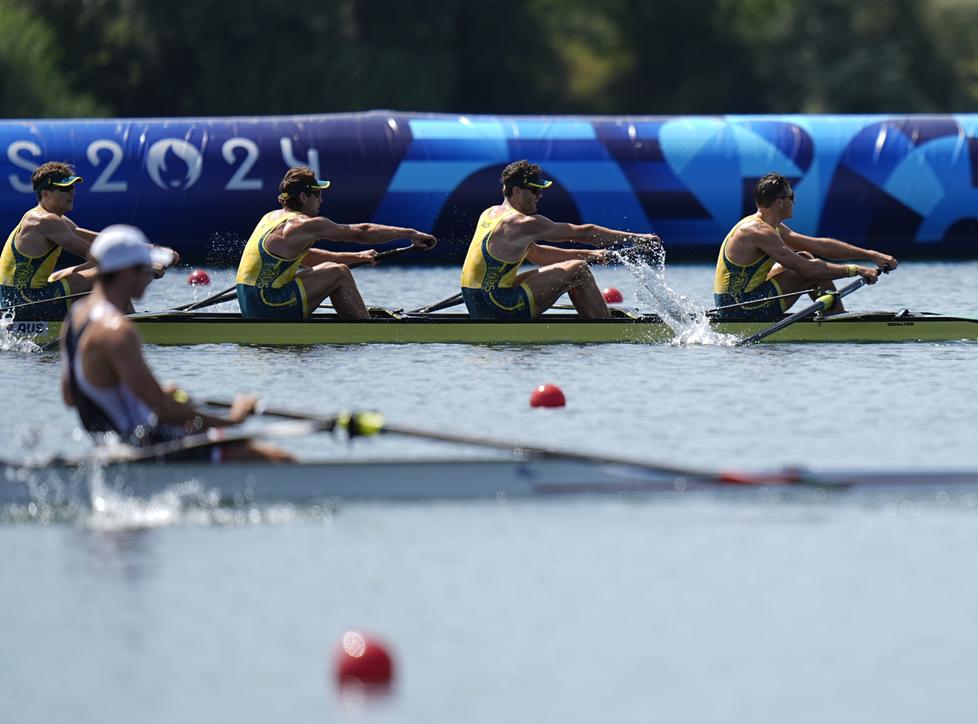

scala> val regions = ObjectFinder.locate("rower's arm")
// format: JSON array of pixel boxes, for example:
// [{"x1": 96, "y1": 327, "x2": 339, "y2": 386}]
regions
[
  {"x1": 525, "y1": 244, "x2": 606, "y2": 266},
  {"x1": 49, "y1": 260, "x2": 96, "y2": 283},
  {"x1": 62, "y1": 218, "x2": 99, "y2": 244},
  {"x1": 306, "y1": 217, "x2": 437, "y2": 249},
  {"x1": 782, "y1": 226, "x2": 897, "y2": 270},
  {"x1": 754, "y1": 229, "x2": 870, "y2": 281},
  {"x1": 522, "y1": 215, "x2": 658, "y2": 249},
  {"x1": 39, "y1": 217, "x2": 93, "y2": 260},
  {"x1": 111, "y1": 328, "x2": 251, "y2": 430},
  {"x1": 301, "y1": 248, "x2": 377, "y2": 267}
]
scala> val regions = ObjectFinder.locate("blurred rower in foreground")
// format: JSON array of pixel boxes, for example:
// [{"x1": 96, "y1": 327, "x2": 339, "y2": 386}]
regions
[
  {"x1": 61, "y1": 225, "x2": 292, "y2": 461},
  {"x1": 236, "y1": 166, "x2": 437, "y2": 319},
  {"x1": 714, "y1": 173, "x2": 897, "y2": 320},
  {"x1": 1, "y1": 161, "x2": 178, "y2": 319},
  {"x1": 461, "y1": 159, "x2": 660, "y2": 320}
]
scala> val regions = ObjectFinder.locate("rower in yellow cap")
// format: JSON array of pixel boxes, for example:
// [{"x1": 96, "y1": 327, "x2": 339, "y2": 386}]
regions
[
  {"x1": 461, "y1": 159, "x2": 660, "y2": 319},
  {"x1": 236, "y1": 166, "x2": 437, "y2": 320},
  {"x1": 0, "y1": 161, "x2": 178, "y2": 320},
  {"x1": 713, "y1": 173, "x2": 898, "y2": 320}
]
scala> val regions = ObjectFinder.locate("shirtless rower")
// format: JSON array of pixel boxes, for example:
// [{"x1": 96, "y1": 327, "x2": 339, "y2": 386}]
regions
[
  {"x1": 236, "y1": 166, "x2": 437, "y2": 320},
  {"x1": 1, "y1": 161, "x2": 177, "y2": 320},
  {"x1": 714, "y1": 173, "x2": 898, "y2": 320},
  {"x1": 61, "y1": 225, "x2": 291, "y2": 461},
  {"x1": 460, "y1": 159, "x2": 660, "y2": 319}
]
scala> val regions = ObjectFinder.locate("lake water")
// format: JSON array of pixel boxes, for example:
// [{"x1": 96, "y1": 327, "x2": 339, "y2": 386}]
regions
[{"x1": 1, "y1": 260, "x2": 977, "y2": 723}]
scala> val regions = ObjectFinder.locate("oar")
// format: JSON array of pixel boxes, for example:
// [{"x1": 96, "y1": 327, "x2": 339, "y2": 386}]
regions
[
  {"x1": 0, "y1": 290, "x2": 91, "y2": 314},
  {"x1": 735, "y1": 269, "x2": 885, "y2": 347},
  {"x1": 174, "y1": 286, "x2": 237, "y2": 312},
  {"x1": 172, "y1": 244, "x2": 419, "y2": 313},
  {"x1": 707, "y1": 288, "x2": 818, "y2": 315},
  {"x1": 408, "y1": 292, "x2": 464, "y2": 315},
  {"x1": 90, "y1": 417, "x2": 361, "y2": 464},
  {"x1": 408, "y1": 244, "x2": 649, "y2": 316},
  {"x1": 202, "y1": 399, "x2": 842, "y2": 487}
]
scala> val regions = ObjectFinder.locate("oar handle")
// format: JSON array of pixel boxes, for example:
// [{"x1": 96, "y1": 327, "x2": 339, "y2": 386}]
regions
[{"x1": 368, "y1": 244, "x2": 415, "y2": 264}]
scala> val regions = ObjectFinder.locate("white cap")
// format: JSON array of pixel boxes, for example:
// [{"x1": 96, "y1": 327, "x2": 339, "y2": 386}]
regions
[{"x1": 91, "y1": 225, "x2": 173, "y2": 273}]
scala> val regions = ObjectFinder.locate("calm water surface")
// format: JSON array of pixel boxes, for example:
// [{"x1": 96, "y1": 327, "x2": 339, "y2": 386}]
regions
[{"x1": 1, "y1": 261, "x2": 977, "y2": 723}]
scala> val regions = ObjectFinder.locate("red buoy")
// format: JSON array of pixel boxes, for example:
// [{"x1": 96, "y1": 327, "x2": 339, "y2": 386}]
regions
[
  {"x1": 187, "y1": 269, "x2": 211, "y2": 286},
  {"x1": 335, "y1": 631, "x2": 394, "y2": 687},
  {"x1": 530, "y1": 383, "x2": 566, "y2": 408},
  {"x1": 602, "y1": 287, "x2": 623, "y2": 304}
]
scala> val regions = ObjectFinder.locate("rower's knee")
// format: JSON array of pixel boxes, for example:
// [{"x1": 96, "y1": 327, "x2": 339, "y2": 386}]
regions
[
  {"x1": 329, "y1": 264, "x2": 356, "y2": 288},
  {"x1": 566, "y1": 259, "x2": 593, "y2": 280}
]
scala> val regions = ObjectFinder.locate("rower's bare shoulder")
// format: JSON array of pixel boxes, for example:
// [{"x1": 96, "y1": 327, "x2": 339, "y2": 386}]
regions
[
  {"x1": 89, "y1": 307, "x2": 137, "y2": 341},
  {"x1": 32, "y1": 207, "x2": 71, "y2": 226},
  {"x1": 733, "y1": 219, "x2": 784, "y2": 250},
  {"x1": 737, "y1": 217, "x2": 780, "y2": 239},
  {"x1": 509, "y1": 212, "x2": 551, "y2": 233},
  {"x1": 19, "y1": 208, "x2": 61, "y2": 234}
]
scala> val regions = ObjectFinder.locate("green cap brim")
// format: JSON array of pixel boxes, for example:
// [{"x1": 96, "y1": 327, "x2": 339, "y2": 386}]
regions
[
  {"x1": 50, "y1": 175, "x2": 84, "y2": 188},
  {"x1": 309, "y1": 179, "x2": 331, "y2": 190},
  {"x1": 524, "y1": 178, "x2": 552, "y2": 189}
]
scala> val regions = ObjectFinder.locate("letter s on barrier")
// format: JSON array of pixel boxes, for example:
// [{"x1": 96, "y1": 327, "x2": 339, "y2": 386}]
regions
[
  {"x1": 87, "y1": 140, "x2": 128, "y2": 192},
  {"x1": 223, "y1": 138, "x2": 263, "y2": 190},
  {"x1": 8, "y1": 141, "x2": 42, "y2": 193}
]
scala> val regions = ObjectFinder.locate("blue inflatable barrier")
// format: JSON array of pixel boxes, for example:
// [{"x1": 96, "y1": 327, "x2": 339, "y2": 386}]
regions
[{"x1": 2, "y1": 111, "x2": 977, "y2": 263}]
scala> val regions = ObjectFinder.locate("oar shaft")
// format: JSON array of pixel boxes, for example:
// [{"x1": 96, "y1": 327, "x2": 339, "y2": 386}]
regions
[
  {"x1": 409, "y1": 293, "x2": 464, "y2": 315},
  {"x1": 173, "y1": 245, "x2": 416, "y2": 314},
  {"x1": 204, "y1": 399, "x2": 710, "y2": 479},
  {"x1": 175, "y1": 285, "x2": 236, "y2": 312},
  {"x1": 736, "y1": 272, "x2": 881, "y2": 347},
  {"x1": 408, "y1": 246, "x2": 623, "y2": 316},
  {"x1": 707, "y1": 288, "x2": 818, "y2": 314},
  {"x1": 0, "y1": 290, "x2": 91, "y2": 313}
]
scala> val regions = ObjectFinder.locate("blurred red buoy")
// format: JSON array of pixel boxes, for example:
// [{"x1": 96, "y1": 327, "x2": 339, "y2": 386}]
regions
[
  {"x1": 602, "y1": 287, "x2": 623, "y2": 304},
  {"x1": 335, "y1": 631, "x2": 394, "y2": 687},
  {"x1": 187, "y1": 269, "x2": 211, "y2": 286},
  {"x1": 530, "y1": 383, "x2": 566, "y2": 408}
]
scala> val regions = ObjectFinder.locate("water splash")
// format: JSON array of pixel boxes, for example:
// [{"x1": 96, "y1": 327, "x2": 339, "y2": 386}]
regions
[
  {"x1": 84, "y1": 464, "x2": 218, "y2": 530},
  {"x1": 0, "y1": 311, "x2": 42, "y2": 353},
  {"x1": 611, "y1": 244, "x2": 737, "y2": 346}
]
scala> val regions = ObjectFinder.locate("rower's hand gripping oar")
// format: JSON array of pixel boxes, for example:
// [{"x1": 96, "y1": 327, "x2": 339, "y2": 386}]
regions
[
  {"x1": 169, "y1": 244, "x2": 419, "y2": 314},
  {"x1": 202, "y1": 399, "x2": 845, "y2": 488},
  {"x1": 76, "y1": 410, "x2": 385, "y2": 465},
  {"x1": 736, "y1": 267, "x2": 888, "y2": 347}
]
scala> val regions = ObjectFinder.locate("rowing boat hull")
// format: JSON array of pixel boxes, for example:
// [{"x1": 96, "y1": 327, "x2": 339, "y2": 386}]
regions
[
  {"x1": 2, "y1": 458, "x2": 692, "y2": 506},
  {"x1": 6, "y1": 311, "x2": 978, "y2": 346},
  {"x1": 4, "y1": 458, "x2": 978, "y2": 506}
]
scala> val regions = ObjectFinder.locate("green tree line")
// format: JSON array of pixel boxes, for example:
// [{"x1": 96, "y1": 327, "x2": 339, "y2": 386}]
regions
[{"x1": 2, "y1": 0, "x2": 977, "y2": 118}]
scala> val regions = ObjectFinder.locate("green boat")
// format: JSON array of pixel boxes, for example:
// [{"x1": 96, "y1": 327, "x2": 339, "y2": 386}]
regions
[{"x1": 6, "y1": 308, "x2": 977, "y2": 346}]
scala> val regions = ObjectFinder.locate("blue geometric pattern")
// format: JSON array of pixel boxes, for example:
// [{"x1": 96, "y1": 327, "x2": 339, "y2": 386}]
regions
[{"x1": 1, "y1": 112, "x2": 976, "y2": 262}]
